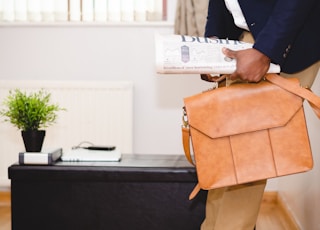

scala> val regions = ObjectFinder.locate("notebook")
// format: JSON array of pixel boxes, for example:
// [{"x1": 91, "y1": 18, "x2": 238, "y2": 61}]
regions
[{"x1": 61, "y1": 148, "x2": 121, "y2": 162}]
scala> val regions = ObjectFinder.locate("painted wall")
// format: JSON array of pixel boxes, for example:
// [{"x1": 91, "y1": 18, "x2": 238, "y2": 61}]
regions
[
  {"x1": 277, "y1": 73, "x2": 320, "y2": 230},
  {"x1": 0, "y1": 23, "x2": 209, "y2": 153}
]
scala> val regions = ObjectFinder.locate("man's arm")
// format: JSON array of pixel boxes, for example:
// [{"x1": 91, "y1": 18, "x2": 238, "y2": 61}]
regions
[
  {"x1": 248, "y1": 0, "x2": 318, "y2": 66},
  {"x1": 224, "y1": 0, "x2": 318, "y2": 81}
]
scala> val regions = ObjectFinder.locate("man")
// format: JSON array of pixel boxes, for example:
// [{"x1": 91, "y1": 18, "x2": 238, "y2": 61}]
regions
[{"x1": 201, "y1": 0, "x2": 320, "y2": 229}]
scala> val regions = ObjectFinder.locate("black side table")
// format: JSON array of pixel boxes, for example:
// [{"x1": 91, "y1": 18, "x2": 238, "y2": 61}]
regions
[{"x1": 9, "y1": 154, "x2": 206, "y2": 230}]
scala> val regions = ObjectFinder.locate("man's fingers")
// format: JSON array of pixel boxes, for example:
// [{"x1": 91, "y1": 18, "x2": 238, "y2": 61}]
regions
[{"x1": 229, "y1": 72, "x2": 240, "y2": 80}]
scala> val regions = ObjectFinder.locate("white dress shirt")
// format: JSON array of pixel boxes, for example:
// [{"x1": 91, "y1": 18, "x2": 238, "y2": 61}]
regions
[{"x1": 224, "y1": 0, "x2": 249, "y2": 31}]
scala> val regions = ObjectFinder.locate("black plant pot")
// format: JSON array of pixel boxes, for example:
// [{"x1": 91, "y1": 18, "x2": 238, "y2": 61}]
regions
[{"x1": 21, "y1": 130, "x2": 46, "y2": 152}]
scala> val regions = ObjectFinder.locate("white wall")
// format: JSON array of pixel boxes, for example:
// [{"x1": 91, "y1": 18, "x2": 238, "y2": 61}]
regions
[
  {"x1": 277, "y1": 71, "x2": 320, "y2": 230},
  {"x1": 0, "y1": 23, "x2": 211, "y2": 155}
]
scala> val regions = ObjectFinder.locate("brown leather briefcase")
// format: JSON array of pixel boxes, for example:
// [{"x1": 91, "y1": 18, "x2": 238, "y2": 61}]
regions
[{"x1": 182, "y1": 74, "x2": 320, "y2": 199}]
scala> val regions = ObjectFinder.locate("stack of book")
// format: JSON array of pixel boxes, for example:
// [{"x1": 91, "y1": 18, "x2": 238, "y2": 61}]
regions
[{"x1": 19, "y1": 148, "x2": 62, "y2": 165}]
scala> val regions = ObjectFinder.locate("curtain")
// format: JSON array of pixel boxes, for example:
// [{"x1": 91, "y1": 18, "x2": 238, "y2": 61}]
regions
[{"x1": 174, "y1": 0, "x2": 209, "y2": 36}]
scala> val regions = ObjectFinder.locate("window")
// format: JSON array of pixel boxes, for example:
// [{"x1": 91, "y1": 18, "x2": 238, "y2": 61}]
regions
[{"x1": 0, "y1": 0, "x2": 167, "y2": 23}]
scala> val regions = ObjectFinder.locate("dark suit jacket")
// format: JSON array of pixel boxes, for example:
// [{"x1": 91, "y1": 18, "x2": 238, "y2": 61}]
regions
[{"x1": 205, "y1": 0, "x2": 320, "y2": 73}]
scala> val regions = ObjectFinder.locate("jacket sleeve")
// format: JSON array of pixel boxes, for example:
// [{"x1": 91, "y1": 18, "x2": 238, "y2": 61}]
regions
[{"x1": 242, "y1": 0, "x2": 319, "y2": 66}]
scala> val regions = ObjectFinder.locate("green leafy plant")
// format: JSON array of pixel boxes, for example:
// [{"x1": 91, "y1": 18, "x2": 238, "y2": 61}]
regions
[{"x1": 0, "y1": 89, "x2": 65, "y2": 131}]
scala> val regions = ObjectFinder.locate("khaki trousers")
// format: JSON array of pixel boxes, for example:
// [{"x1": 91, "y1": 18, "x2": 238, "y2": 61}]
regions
[{"x1": 201, "y1": 31, "x2": 320, "y2": 230}]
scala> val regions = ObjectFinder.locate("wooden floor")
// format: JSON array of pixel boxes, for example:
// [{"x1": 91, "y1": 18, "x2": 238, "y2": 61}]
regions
[
  {"x1": 0, "y1": 192, "x2": 11, "y2": 230},
  {"x1": 256, "y1": 192, "x2": 299, "y2": 230},
  {"x1": 0, "y1": 191, "x2": 298, "y2": 230}
]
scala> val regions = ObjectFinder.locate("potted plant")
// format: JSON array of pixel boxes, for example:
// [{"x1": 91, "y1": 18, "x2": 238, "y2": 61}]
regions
[{"x1": 0, "y1": 89, "x2": 65, "y2": 152}]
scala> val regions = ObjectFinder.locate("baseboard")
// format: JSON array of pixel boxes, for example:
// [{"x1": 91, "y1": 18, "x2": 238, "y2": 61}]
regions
[
  {"x1": 261, "y1": 191, "x2": 278, "y2": 204},
  {"x1": 276, "y1": 193, "x2": 301, "y2": 230},
  {"x1": 262, "y1": 191, "x2": 300, "y2": 230},
  {"x1": 0, "y1": 191, "x2": 11, "y2": 206}
]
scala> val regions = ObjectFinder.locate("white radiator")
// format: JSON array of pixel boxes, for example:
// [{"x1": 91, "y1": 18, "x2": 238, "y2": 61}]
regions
[{"x1": 0, "y1": 80, "x2": 133, "y2": 187}]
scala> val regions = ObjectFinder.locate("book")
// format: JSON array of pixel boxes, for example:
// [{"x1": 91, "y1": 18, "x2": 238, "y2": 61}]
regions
[
  {"x1": 155, "y1": 34, "x2": 281, "y2": 75},
  {"x1": 61, "y1": 148, "x2": 121, "y2": 162},
  {"x1": 19, "y1": 148, "x2": 62, "y2": 165}
]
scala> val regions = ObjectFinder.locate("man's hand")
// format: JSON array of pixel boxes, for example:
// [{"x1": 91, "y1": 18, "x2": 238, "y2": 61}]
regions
[{"x1": 222, "y1": 47, "x2": 271, "y2": 82}]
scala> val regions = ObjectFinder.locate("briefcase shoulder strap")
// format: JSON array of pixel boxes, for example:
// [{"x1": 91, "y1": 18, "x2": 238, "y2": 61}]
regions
[
  {"x1": 182, "y1": 126, "x2": 195, "y2": 166},
  {"x1": 182, "y1": 118, "x2": 202, "y2": 199},
  {"x1": 266, "y1": 74, "x2": 320, "y2": 118}
]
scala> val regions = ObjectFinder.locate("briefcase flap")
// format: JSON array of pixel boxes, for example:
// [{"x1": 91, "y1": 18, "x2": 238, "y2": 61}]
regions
[{"x1": 184, "y1": 78, "x2": 303, "y2": 139}]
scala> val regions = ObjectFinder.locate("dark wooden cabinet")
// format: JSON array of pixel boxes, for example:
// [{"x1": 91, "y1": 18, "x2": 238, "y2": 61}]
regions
[{"x1": 9, "y1": 154, "x2": 206, "y2": 230}]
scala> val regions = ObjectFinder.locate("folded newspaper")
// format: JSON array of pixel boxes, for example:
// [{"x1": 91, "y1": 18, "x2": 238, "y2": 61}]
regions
[{"x1": 155, "y1": 34, "x2": 281, "y2": 75}]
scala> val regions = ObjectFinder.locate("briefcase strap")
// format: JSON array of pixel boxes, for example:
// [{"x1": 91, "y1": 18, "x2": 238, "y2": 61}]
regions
[
  {"x1": 183, "y1": 112, "x2": 202, "y2": 199},
  {"x1": 182, "y1": 126, "x2": 194, "y2": 166},
  {"x1": 266, "y1": 74, "x2": 320, "y2": 118}
]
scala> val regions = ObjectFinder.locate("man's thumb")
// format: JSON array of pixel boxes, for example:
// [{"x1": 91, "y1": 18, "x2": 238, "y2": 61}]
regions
[{"x1": 222, "y1": 47, "x2": 236, "y2": 59}]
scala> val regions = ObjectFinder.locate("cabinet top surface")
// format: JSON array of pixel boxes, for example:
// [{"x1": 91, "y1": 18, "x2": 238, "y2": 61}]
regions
[{"x1": 8, "y1": 154, "x2": 197, "y2": 182}]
